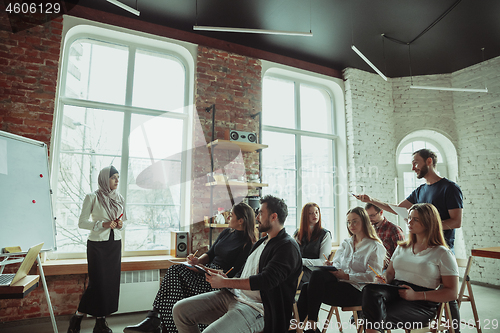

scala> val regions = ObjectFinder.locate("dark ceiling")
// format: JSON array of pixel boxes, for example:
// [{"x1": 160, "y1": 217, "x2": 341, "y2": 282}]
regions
[{"x1": 69, "y1": 0, "x2": 500, "y2": 78}]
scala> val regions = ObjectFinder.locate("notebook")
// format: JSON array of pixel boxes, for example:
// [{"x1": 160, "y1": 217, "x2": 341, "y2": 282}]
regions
[{"x1": 0, "y1": 242, "x2": 44, "y2": 286}]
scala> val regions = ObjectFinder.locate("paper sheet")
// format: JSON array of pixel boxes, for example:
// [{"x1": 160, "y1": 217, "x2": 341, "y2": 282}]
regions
[{"x1": 389, "y1": 204, "x2": 408, "y2": 221}]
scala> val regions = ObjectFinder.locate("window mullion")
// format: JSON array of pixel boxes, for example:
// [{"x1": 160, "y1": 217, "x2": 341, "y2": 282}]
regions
[
  {"x1": 295, "y1": 82, "x2": 302, "y2": 226},
  {"x1": 119, "y1": 46, "x2": 136, "y2": 209}
]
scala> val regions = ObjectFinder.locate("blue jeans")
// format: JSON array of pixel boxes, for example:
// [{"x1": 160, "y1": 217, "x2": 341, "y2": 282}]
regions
[{"x1": 172, "y1": 289, "x2": 265, "y2": 333}]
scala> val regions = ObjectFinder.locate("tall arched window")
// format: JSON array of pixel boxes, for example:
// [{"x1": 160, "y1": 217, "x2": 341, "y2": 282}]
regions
[
  {"x1": 261, "y1": 70, "x2": 339, "y2": 240},
  {"x1": 50, "y1": 20, "x2": 194, "y2": 257}
]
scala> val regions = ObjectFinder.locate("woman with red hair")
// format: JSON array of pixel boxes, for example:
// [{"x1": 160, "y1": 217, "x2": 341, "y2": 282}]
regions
[{"x1": 294, "y1": 202, "x2": 332, "y2": 288}]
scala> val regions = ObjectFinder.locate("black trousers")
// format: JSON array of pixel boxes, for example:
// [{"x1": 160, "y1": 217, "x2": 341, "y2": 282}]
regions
[
  {"x1": 361, "y1": 280, "x2": 439, "y2": 331},
  {"x1": 297, "y1": 269, "x2": 362, "y2": 322}
]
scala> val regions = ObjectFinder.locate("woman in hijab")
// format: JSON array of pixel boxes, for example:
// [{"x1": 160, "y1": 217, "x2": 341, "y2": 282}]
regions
[{"x1": 67, "y1": 166, "x2": 126, "y2": 333}]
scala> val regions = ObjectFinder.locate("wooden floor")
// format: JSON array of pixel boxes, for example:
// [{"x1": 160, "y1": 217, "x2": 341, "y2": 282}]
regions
[{"x1": 1, "y1": 283, "x2": 499, "y2": 333}]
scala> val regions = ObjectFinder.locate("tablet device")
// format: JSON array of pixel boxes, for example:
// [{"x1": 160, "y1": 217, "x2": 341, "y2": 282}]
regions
[
  {"x1": 313, "y1": 265, "x2": 338, "y2": 271},
  {"x1": 183, "y1": 263, "x2": 212, "y2": 275}
]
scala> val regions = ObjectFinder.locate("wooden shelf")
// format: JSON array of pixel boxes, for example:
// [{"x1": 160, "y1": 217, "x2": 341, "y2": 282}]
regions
[
  {"x1": 207, "y1": 139, "x2": 268, "y2": 152},
  {"x1": 0, "y1": 275, "x2": 39, "y2": 297},
  {"x1": 205, "y1": 180, "x2": 268, "y2": 188},
  {"x1": 39, "y1": 255, "x2": 186, "y2": 276}
]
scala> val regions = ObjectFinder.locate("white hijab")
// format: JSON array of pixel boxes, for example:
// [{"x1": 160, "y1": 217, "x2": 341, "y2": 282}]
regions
[{"x1": 95, "y1": 166, "x2": 124, "y2": 221}]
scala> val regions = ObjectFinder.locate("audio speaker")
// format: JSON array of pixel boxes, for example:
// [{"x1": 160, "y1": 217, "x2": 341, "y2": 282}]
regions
[
  {"x1": 229, "y1": 130, "x2": 257, "y2": 143},
  {"x1": 171, "y1": 231, "x2": 189, "y2": 257}
]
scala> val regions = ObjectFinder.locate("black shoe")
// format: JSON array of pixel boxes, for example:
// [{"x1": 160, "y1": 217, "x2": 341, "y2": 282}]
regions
[
  {"x1": 94, "y1": 317, "x2": 112, "y2": 333},
  {"x1": 68, "y1": 314, "x2": 84, "y2": 333},
  {"x1": 123, "y1": 311, "x2": 161, "y2": 333}
]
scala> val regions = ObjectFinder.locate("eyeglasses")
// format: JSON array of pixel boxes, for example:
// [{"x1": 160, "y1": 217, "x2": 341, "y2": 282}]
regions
[
  {"x1": 346, "y1": 220, "x2": 360, "y2": 227},
  {"x1": 368, "y1": 213, "x2": 378, "y2": 218}
]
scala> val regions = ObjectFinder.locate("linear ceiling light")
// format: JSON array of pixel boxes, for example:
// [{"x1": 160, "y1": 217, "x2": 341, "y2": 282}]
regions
[
  {"x1": 106, "y1": 0, "x2": 140, "y2": 16},
  {"x1": 351, "y1": 45, "x2": 387, "y2": 81},
  {"x1": 193, "y1": 25, "x2": 313, "y2": 37},
  {"x1": 410, "y1": 85, "x2": 488, "y2": 93}
]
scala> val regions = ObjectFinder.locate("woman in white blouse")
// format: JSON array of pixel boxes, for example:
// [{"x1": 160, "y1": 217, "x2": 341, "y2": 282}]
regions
[
  {"x1": 296, "y1": 207, "x2": 386, "y2": 333},
  {"x1": 67, "y1": 166, "x2": 126, "y2": 333},
  {"x1": 362, "y1": 203, "x2": 459, "y2": 333}
]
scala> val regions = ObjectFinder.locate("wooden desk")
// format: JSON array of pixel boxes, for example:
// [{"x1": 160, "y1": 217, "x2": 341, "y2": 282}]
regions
[
  {"x1": 0, "y1": 275, "x2": 39, "y2": 299},
  {"x1": 471, "y1": 246, "x2": 500, "y2": 259}
]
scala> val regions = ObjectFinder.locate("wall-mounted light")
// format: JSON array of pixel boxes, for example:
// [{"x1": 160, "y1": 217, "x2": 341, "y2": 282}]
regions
[
  {"x1": 410, "y1": 85, "x2": 488, "y2": 93},
  {"x1": 351, "y1": 45, "x2": 387, "y2": 81},
  {"x1": 106, "y1": 0, "x2": 140, "y2": 16},
  {"x1": 193, "y1": 26, "x2": 313, "y2": 37}
]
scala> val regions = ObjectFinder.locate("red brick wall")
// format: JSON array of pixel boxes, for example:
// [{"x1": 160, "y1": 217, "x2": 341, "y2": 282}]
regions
[
  {"x1": 0, "y1": 274, "x2": 86, "y2": 321},
  {"x1": 0, "y1": 19, "x2": 262, "y2": 324},
  {"x1": 190, "y1": 46, "x2": 262, "y2": 251},
  {"x1": 0, "y1": 12, "x2": 61, "y2": 147}
]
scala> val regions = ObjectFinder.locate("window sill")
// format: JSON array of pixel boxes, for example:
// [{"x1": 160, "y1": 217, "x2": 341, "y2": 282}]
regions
[{"x1": 39, "y1": 255, "x2": 186, "y2": 276}]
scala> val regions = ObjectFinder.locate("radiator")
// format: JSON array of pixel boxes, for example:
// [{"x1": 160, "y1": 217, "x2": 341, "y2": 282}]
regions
[{"x1": 116, "y1": 269, "x2": 160, "y2": 314}]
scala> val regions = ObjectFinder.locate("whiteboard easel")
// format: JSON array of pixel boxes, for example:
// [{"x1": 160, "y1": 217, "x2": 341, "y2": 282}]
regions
[{"x1": 0, "y1": 251, "x2": 58, "y2": 333}]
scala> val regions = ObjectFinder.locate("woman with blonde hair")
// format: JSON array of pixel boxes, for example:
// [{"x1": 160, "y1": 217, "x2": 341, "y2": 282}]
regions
[
  {"x1": 297, "y1": 207, "x2": 386, "y2": 333},
  {"x1": 362, "y1": 203, "x2": 459, "y2": 333},
  {"x1": 294, "y1": 202, "x2": 332, "y2": 287}
]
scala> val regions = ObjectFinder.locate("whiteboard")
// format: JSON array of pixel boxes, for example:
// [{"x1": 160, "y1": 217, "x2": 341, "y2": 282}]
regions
[{"x1": 0, "y1": 130, "x2": 56, "y2": 252}]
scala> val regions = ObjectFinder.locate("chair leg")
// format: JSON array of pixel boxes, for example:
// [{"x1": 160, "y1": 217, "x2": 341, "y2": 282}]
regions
[
  {"x1": 353, "y1": 311, "x2": 363, "y2": 333},
  {"x1": 444, "y1": 303, "x2": 455, "y2": 333},
  {"x1": 322, "y1": 306, "x2": 342, "y2": 333},
  {"x1": 297, "y1": 315, "x2": 307, "y2": 333},
  {"x1": 466, "y1": 281, "x2": 482, "y2": 333}
]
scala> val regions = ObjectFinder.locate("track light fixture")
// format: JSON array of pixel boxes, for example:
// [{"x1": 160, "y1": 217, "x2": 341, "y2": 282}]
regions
[
  {"x1": 193, "y1": 26, "x2": 313, "y2": 37},
  {"x1": 351, "y1": 45, "x2": 387, "y2": 81},
  {"x1": 409, "y1": 85, "x2": 488, "y2": 93},
  {"x1": 106, "y1": 0, "x2": 140, "y2": 16}
]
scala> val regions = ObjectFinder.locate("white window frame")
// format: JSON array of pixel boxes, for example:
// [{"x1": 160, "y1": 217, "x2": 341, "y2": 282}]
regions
[
  {"x1": 261, "y1": 62, "x2": 347, "y2": 244},
  {"x1": 49, "y1": 17, "x2": 196, "y2": 258}
]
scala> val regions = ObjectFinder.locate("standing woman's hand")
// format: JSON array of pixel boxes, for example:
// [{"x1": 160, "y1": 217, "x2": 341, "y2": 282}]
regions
[
  {"x1": 103, "y1": 221, "x2": 117, "y2": 229},
  {"x1": 116, "y1": 219, "x2": 123, "y2": 229}
]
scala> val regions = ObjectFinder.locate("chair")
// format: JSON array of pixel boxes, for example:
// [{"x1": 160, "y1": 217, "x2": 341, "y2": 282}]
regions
[
  {"x1": 400, "y1": 301, "x2": 455, "y2": 333},
  {"x1": 322, "y1": 305, "x2": 362, "y2": 333},
  {"x1": 456, "y1": 256, "x2": 482, "y2": 333},
  {"x1": 290, "y1": 270, "x2": 304, "y2": 331}
]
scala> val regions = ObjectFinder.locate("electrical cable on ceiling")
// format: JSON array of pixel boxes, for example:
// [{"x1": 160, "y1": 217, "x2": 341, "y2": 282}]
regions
[{"x1": 383, "y1": 0, "x2": 462, "y2": 46}]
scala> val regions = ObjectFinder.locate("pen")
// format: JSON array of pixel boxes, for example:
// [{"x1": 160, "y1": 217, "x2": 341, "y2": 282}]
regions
[
  {"x1": 349, "y1": 192, "x2": 357, "y2": 197},
  {"x1": 225, "y1": 267, "x2": 234, "y2": 275},
  {"x1": 323, "y1": 253, "x2": 329, "y2": 261},
  {"x1": 368, "y1": 264, "x2": 386, "y2": 283},
  {"x1": 117, "y1": 213, "x2": 123, "y2": 220},
  {"x1": 192, "y1": 250, "x2": 199, "y2": 258}
]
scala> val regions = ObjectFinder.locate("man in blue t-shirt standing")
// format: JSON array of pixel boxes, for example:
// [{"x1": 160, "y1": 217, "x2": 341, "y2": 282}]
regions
[
  {"x1": 357, "y1": 148, "x2": 463, "y2": 250},
  {"x1": 358, "y1": 148, "x2": 463, "y2": 332}
]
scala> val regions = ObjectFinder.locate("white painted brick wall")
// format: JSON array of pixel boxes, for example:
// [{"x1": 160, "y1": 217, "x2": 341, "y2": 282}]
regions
[
  {"x1": 343, "y1": 56, "x2": 500, "y2": 286},
  {"x1": 391, "y1": 74, "x2": 457, "y2": 146},
  {"x1": 343, "y1": 68, "x2": 397, "y2": 205},
  {"x1": 453, "y1": 56, "x2": 500, "y2": 286}
]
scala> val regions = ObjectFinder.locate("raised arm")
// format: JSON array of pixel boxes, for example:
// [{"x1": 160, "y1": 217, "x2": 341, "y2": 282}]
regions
[{"x1": 356, "y1": 194, "x2": 412, "y2": 215}]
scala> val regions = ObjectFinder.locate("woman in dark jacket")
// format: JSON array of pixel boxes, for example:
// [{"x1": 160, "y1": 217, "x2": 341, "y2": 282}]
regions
[
  {"x1": 124, "y1": 202, "x2": 257, "y2": 333},
  {"x1": 294, "y1": 202, "x2": 332, "y2": 288}
]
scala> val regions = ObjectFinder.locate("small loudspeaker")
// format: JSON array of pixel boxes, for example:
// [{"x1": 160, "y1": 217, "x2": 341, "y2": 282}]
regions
[
  {"x1": 229, "y1": 130, "x2": 257, "y2": 143},
  {"x1": 171, "y1": 231, "x2": 189, "y2": 258}
]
